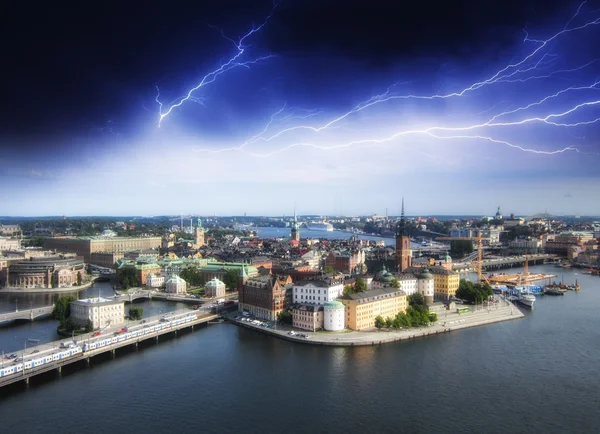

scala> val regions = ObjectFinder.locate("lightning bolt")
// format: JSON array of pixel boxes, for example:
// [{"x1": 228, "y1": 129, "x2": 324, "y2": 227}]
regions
[
  {"x1": 193, "y1": 1, "x2": 600, "y2": 158},
  {"x1": 155, "y1": 2, "x2": 278, "y2": 127}
]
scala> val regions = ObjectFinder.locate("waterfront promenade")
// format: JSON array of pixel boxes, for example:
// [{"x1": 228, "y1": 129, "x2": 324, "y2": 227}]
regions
[{"x1": 230, "y1": 297, "x2": 524, "y2": 346}]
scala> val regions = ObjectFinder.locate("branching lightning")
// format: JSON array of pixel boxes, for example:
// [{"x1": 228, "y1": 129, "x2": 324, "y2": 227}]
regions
[
  {"x1": 155, "y1": 2, "x2": 278, "y2": 127},
  {"x1": 187, "y1": 1, "x2": 600, "y2": 159}
]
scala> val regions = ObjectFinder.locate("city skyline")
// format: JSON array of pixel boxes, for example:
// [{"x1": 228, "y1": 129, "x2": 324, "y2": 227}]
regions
[{"x1": 2, "y1": 0, "x2": 600, "y2": 216}]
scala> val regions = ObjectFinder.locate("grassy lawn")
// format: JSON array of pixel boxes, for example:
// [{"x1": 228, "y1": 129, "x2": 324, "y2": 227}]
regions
[
  {"x1": 316, "y1": 329, "x2": 352, "y2": 334},
  {"x1": 188, "y1": 288, "x2": 205, "y2": 296}
]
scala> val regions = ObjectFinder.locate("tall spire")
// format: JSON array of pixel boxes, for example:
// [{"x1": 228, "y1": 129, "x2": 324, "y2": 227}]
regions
[
  {"x1": 397, "y1": 197, "x2": 406, "y2": 237},
  {"x1": 401, "y1": 197, "x2": 405, "y2": 221}
]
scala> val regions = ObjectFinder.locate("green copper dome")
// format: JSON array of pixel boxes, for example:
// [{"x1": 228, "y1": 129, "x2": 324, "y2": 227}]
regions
[
  {"x1": 324, "y1": 300, "x2": 345, "y2": 309},
  {"x1": 418, "y1": 268, "x2": 434, "y2": 280}
]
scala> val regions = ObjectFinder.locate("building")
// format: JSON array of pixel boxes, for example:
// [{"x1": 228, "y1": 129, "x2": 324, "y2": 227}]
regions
[
  {"x1": 495, "y1": 206, "x2": 503, "y2": 220},
  {"x1": 0, "y1": 224, "x2": 20, "y2": 236},
  {"x1": 428, "y1": 267, "x2": 460, "y2": 300},
  {"x1": 323, "y1": 300, "x2": 345, "y2": 331},
  {"x1": 509, "y1": 238, "x2": 543, "y2": 252},
  {"x1": 292, "y1": 278, "x2": 344, "y2": 305},
  {"x1": 396, "y1": 199, "x2": 412, "y2": 272},
  {"x1": 205, "y1": 277, "x2": 226, "y2": 298},
  {"x1": 3, "y1": 256, "x2": 86, "y2": 289},
  {"x1": 0, "y1": 236, "x2": 20, "y2": 251},
  {"x1": 70, "y1": 297, "x2": 125, "y2": 329},
  {"x1": 45, "y1": 236, "x2": 162, "y2": 263},
  {"x1": 165, "y1": 275, "x2": 187, "y2": 294},
  {"x1": 90, "y1": 252, "x2": 124, "y2": 269},
  {"x1": 417, "y1": 269, "x2": 435, "y2": 304},
  {"x1": 371, "y1": 267, "x2": 418, "y2": 295},
  {"x1": 193, "y1": 219, "x2": 205, "y2": 249},
  {"x1": 340, "y1": 288, "x2": 408, "y2": 331},
  {"x1": 146, "y1": 273, "x2": 165, "y2": 288},
  {"x1": 324, "y1": 250, "x2": 365, "y2": 274},
  {"x1": 239, "y1": 275, "x2": 286, "y2": 321},
  {"x1": 292, "y1": 304, "x2": 323, "y2": 331},
  {"x1": 290, "y1": 210, "x2": 300, "y2": 243}
]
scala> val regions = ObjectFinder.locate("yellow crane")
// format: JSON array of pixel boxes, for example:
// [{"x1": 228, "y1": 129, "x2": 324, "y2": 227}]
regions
[{"x1": 435, "y1": 233, "x2": 491, "y2": 284}]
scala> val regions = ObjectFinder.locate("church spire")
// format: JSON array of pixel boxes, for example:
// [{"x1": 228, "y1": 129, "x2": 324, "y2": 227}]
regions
[
  {"x1": 397, "y1": 197, "x2": 406, "y2": 236},
  {"x1": 401, "y1": 197, "x2": 405, "y2": 221}
]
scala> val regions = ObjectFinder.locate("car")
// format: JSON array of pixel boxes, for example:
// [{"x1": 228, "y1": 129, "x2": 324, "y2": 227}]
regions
[{"x1": 32, "y1": 350, "x2": 39, "y2": 354}]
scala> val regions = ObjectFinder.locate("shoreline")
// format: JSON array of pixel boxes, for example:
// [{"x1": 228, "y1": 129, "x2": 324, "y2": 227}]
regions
[
  {"x1": 0, "y1": 282, "x2": 93, "y2": 294},
  {"x1": 229, "y1": 301, "x2": 525, "y2": 347}
]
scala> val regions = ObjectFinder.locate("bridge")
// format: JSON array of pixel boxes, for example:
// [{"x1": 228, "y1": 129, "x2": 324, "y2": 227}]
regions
[
  {"x1": 0, "y1": 306, "x2": 54, "y2": 324},
  {"x1": 452, "y1": 254, "x2": 557, "y2": 272},
  {"x1": 0, "y1": 310, "x2": 219, "y2": 389}
]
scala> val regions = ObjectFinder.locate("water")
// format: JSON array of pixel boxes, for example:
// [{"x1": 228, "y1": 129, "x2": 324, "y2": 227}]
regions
[
  {"x1": 0, "y1": 266, "x2": 599, "y2": 433},
  {"x1": 256, "y1": 226, "x2": 399, "y2": 246},
  {"x1": 0, "y1": 282, "x2": 189, "y2": 353}
]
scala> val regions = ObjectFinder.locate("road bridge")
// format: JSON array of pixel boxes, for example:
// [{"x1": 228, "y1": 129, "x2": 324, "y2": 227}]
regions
[
  {"x1": 0, "y1": 310, "x2": 219, "y2": 389},
  {"x1": 0, "y1": 306, "x2": 54, "y2": 324},
  {"x1": 452, "y1": 254, "x2": 557, "y2": 272}
]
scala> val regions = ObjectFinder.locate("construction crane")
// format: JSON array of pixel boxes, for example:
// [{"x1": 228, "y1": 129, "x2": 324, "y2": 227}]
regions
[{"x1": 435, "y1": 234, "x2": 490, "y2": 284}]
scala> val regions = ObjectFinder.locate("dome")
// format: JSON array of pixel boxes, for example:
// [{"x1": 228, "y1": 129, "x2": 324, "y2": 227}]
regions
[
  {"x1": 418, "y1": 268, "x2": 434, "y2": 280},
  {"x1": 323, "y1": 300, "x2": 345, "y2": 310},
  {"x1": 381, "y1": 272, "x2": 394, "y2": 283},
  {"x1": 205, "y1": 277, "x2": 224, "y2": 288}
]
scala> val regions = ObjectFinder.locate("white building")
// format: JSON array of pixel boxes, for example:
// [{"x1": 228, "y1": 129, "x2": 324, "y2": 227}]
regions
[
  {"x1": 417, "y1": 269, "x2": 434, "y2": 304},
  {"x1": 323, "y1": 301, "x2": 345, "y2": 331},
  {"x1": 205, "y1": 277, "x2": 226, "y2": 298},
  {"x1": 372, "y1": 269, "x2": 417, "y2": 296},
  {"x1": 146, "y1": 273, "x2": 165, "y2": 288},
  {"x1": 70, "y1": 297, "x2": 125, "y2": 329},
  {"x1": 292, "y1": 278, "x2": 344, "y2": 306},
  {"x1": 166, "y1": 275, "x2": 187, "y2": 294}
]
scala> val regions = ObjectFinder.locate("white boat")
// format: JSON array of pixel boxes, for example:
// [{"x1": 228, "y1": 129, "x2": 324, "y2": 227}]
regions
[
  {"x1": 515, "y1": 286, "x2": 535, "y2": 308},
  {"x1": 307, "y1": 222, "x2": 334, "y2": 231}
]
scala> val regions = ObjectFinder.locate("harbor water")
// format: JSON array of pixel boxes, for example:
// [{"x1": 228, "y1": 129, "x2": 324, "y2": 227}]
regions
[{"x1": 0, "y1": 266, "x2": 599, "y2": 433}]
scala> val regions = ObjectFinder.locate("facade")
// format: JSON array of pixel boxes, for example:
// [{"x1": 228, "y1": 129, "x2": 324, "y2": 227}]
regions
[
  {"x1": 3, "y1": 256, "x2": 85, "y2": 289},
  {"x1": 372, "y1": 270, "x2": 418, "y2": 296},
  {"x1": 239, "y1": 275, "x2": 286, "y2": 321},
  {"x1": 323, "y1": 300, "x2": 345, "y2": 331},
  {"x1": 165, "y1": 275, "x2": 187, "y2": 294},
  {"x1": 509, "y1": 238, "x2": 543, "y2": 252},
  {"x1": 324, "y1": 250, "x2": 365, "y2": 274},
  {"x1": 340, "y1": 288, "x2": 408, "y2": 331},
  {"x1": 428, "y1": 267, "x2": 460, "y2": 300},
  {"x1": 90, "y1": 252, "x2": 124, "y2": 269},
  {"x1": 45, "y1": 236, "x2": 162, "y2": 263},
  {"x1": 292, "y1": 304, "x2": 324, "y2": 331},
  {"x1": 0, "y1": 236, "x2": 20, "y2": 251},
  {"x1": 396, "y1": 199, "x2": 412, "y2": 272},
  {"x1": 0, "y1": 224, "x2": 20, "y2": 236},
  {"x1": 417, "y1": 269, "x2": 435, "y2": 304},
  {"x1": 205, "y1": 277, "x2": 226, "y2": 298},
  {"x1": 292, "y1": 278, "x2": 345, "y2": 305},
  {"x1": 194, "y1": 219, "x2": 205, "y2": 249},
  {"x1": 146, "y1": 273, "x2": 165, "y2": 288},
  {"x1": 70, "y1": 297, "x2": 125, "y2": 329},
  {"x1": 290, "y1": 212, "x2": 300, "y2": 243}
]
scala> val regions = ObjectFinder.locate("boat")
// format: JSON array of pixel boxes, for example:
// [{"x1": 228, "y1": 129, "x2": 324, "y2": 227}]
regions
[
  {"x1": 514, "y1": 286, "x2": 536, "y2": 308},
  {"x1": 567, "y1": 280, "x2": 580, "y2": 291},
  {"x1": 543, "y1": 287, "x2": 564, "y2": 296},
  {"x1": 307, "y1": 221, "x2": 334, "y2": 232}
]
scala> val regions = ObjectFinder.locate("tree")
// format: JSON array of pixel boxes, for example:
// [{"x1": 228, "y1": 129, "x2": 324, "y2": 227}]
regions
[
  {"x1": 180, "y1": 267, "x2": 203, "y2": 286},
  {"x1": 408, "y1": 293, "x2": 427, "y2": 309},
  {"x1": 390, "y1": 278, "x2": 400, "y2": 289},
  {"x1": 450, "y1": 240, "x2": 474, "y2": 257},
  {"x1": 224, "y1": 269, "x2": 239, "y2": 291},
  {"x1": 86, "y1": 264, "x2": 93, "y2": 274},
  {"x1": 354, "y1": 277, "x2": 367, "y2": 292},
  {"x1": 323, "y1": 265, "x2": 335, "y2": 275},
  {"x1": 277, "y1": 310, "x2": 293, "y2": 325},
  {"x1": 428, "y1": 312, "x2": 438, "y2": 323},
  {"x1": 374, "y1": 315, "x2": 385, "y2": 329},
  {"x1": 51, "y1": 273, "x2": 58, "y2": 288},
  {"x1": 129, "y1": 306, "x2": 144, "y2": 320},
  {"x1": 52, "y1": 296, "x2": 75, "y2": 323},
  {"x1": 456, "y1": 279, "x2": 493, "y2": 304},
  {"x1": 343, "y1": 284, "x2": 355, "y2": 296},
  {"x1": 116, "y1": 266, "x2": 140, "y2": 289},
  {"x1": 76, "y1": 271, "x2": 82, "y2": 286},
  {"x1": 84, "y1": 319, "x2": 94, "y2": 333},
  {"x1": 385, "y1": 317, "x2": 393, "y2": 328}
]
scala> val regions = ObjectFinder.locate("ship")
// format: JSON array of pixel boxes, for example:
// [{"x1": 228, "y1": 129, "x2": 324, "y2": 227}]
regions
[
  {"x1": 306, "y1": 221, "x2": 334, "y2": 232},
  {"x1": 514, "y1": 286, "x2": 536, "y2": 308}
]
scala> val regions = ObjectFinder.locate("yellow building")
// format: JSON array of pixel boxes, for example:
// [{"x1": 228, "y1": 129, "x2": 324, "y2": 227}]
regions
[
  {"x1": 340, "y1": 288, "x2": 408, "y2": 331},
  {"x1": 429, "y1": 266, "x2": 460, "y2": 300}
]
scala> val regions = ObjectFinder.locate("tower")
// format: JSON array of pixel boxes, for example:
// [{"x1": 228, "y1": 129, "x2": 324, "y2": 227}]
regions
[
  {"x1": 396, "y1": 198, "x2": 412, "y2": 272},
  {"x1": 291, "y1": 206, "x2": 300, "y2": 242},
  {"x1": 194, "y1": 218, "x2": 205, "y2": 248}
]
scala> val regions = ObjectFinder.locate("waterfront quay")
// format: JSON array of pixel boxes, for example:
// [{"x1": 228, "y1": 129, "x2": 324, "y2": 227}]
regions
[
  {"x1": 0, "y1": 310, "x2": 218, "y2": 389},
  {"x1": 228, "y1": 296, "x2": 524, "y2": 347}
]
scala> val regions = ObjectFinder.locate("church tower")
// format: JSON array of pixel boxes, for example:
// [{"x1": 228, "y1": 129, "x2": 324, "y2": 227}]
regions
[
  {"x1": 290, "y1": 206, "x2": 300, "y2": 242},
  {"x1": 396, "y1": 198, "x2": 412, "y2": 272}
]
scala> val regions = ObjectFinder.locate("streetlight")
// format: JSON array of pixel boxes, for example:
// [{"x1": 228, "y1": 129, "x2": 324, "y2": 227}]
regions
[{"x1": 15, "y1": 299, "x2": 18, "y2": 312}]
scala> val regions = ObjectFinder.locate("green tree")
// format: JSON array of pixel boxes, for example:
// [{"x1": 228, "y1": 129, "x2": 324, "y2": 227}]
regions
[
  {"x1": 51, "y1": 274, "x2": 58, "y2": 288},
  {"x1": 354, "y1": 277, "x2": 367, "y2": 292},
  {"x1": 343, "y1": 284, "x2": 355, "y2": 296},
  {"x1": 456, "y1": 279, "x2": 493, "y2": 304},
  {"x1": 277, "y1": 310, "x2": 293, "y2": 325},
  {"x1": 390, "y1": 278, "x2": 400, "y2": 289},
  {"x1": 52, "y1": 296, "x2": 75, "y2": 323},
  {"x1": 323, "y1": 265, "x2": 335, "y2": 275},
  {"x1": 116, "y1": 266, "x2": 140, "y2": 289},
  {"x1": 385, "y1": 317, "x2": 393, "y2": 328},
  {"x1": 84, "y1": 319, "x2": 94, "y2": 333},
  {"x1": 450, "y1": 240, "x2": 474, "y2": 257},
  {"x1": 129, "y1": 306, "x2": 144, "y2": 320},
  {"x1": 224, "y1": 269, "x2": 239, "y2": 291},
  {"x1": 180, "y1": 267, "x2": 203, "y2": 286},
  {"x1": 76, "y1": 271, "x2": 82, "y2": 286},
  {"x1": 374, "y1": 315, "x2": 385, "y2": 329},
  {"x1": 428, "y1": 312, "x2": 438, "y2": 323},
  {"x1": 62, "y1": 317, "x2": 78, "y2": 332},
  {"x1": 408, "y1": 293, "x2": 427, "y2": 309},
  {"x1": 86, "y1": 264, "x2": 93, "y2": 274}
]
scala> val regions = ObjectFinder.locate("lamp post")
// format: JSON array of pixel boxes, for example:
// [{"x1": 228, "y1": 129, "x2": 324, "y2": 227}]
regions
[{"x1": 15, "y1": 299, "x2": 18, "y2": 312}]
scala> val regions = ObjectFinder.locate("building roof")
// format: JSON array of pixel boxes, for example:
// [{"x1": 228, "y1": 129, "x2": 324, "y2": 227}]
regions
[
  {"x1": 418, "y1": 269, "x2": 434, "y2": 279},
  {"x1": 293, "y1": 278, "x2": 344, "y2": 288},
  {"x1": 72, "y1": 297, "x2": 124, "y2": 307},
  {"x1": 205, "y1": 277, "x2": 225, "y2": 287},
  {"x1": 342, "y1": 288, "x2": 405, "y2": 303},
  {"x1": 323, "y1": 300, "x2": 345, "y2": 309}
]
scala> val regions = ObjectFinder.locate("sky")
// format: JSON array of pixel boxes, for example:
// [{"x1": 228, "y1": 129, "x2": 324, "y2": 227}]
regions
[{"x1": 2, "y1": 0, "x2": 600, "y2": 217}]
